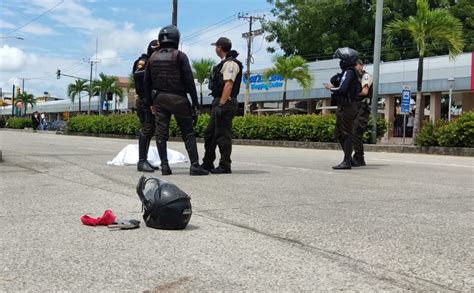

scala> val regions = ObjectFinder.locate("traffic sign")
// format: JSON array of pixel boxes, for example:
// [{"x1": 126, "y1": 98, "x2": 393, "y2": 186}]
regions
[{"x1": 401, "y1": 86, "x2": 411, "y2": 113}]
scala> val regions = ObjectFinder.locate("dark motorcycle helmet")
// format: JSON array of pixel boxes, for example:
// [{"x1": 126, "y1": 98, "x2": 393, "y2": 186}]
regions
[
  {"x1": 136, "y1": 176, "x2": 192, "y2": 230},
  {"x1": 158, "y1": 25, "x2": 180, "y2": 49},
  {"x1": 333, "y1": 47, "x2": 358, "y2": 70}
]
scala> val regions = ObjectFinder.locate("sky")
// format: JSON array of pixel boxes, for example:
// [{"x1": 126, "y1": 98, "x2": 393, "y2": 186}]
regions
[{"x1": 0, "y1": 0, "x2": 278, "y2": 98}]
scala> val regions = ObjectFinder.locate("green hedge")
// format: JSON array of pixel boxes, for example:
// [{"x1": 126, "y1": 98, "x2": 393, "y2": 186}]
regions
[
  {"x1": 68, "y1": 113, "x2": 386, "y2": 143},
  {"x1": 5, "y1": 117, "x2": 32, "y2": 129},
  {"x1": 68, "y1": 114, "x2": 141, "y2": 135},
  {"x1": 415, "y1": 112, "x2": 474, "y2": 147}
]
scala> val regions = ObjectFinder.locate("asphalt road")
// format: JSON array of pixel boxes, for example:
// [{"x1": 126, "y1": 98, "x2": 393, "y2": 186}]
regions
[{"x1": 0, "y1": 130, "x2": 473, "y2": 292}]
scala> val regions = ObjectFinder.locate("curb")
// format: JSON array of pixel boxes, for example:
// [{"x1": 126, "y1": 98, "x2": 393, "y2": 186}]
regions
[{"x1": 1, "y1": 128, "x2": 473, "y2": 157}]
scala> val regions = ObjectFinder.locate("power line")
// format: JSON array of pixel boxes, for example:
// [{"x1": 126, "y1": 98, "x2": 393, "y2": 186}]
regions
[
  {"x1": 187, "y1": 22, "x2": 247, "y2": 46},
  {"x1": 1, "y1": 0, "x2": 64, "y2": 37}
]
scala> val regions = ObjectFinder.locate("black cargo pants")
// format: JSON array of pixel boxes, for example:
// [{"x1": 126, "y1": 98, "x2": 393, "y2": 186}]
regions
[{"x1": 202, "y1": 97, "x2": 238, "y2": 170}]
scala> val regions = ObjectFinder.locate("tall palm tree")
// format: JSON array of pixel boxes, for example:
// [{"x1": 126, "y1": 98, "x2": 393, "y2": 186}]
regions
[
  {"x1": 91, "y1": 73, "x2": 123, "y2": 114},
  {"x1": 263, "y1": 55, "x2": 313, "y2": 115},
  {"x1": 16, "y1": 91, "x2": 36, "y2": 116},
  {"x1": 192, "y1": 58, "x2": 215, "y2": 107},
  {"x1": 67, "y1": 79, "x2": 88, "y2": 113},
  {"x1": 385, "y1": 0, "x2": 464, "y2": 136}
]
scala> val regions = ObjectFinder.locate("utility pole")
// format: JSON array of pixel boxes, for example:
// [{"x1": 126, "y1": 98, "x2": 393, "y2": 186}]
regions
[
  {"x1": 83, "y1": 58, "x2": 101, "y2": 115},
  {"x1": 239, "y1": 13, "x2": 264, "y2": 115},
  {"x1": 11, "y1": 84, "x2": 15, "y2": 116},
  {"x1": 172, "y1": 0, "x2": 178, "y2": 26},
  {"x1": 370, "y1": 0, "x2": 383, "y2": 144},
  {"x1": 21, "y1": 78, "x2": 24, "y2": 92}
]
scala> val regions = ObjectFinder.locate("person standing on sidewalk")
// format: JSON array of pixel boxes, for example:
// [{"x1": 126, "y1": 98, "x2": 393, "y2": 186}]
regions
[
  {"x1": 134, "y1": 40, "x2": 160, "y2": 172},
  {"x1": 143, "y1": 25, "x2": 208, "y2": 176},
  {"x1": 352, "y1": 59, "x2": 373, "y2": 167},
  {"x1": 202, "y1": 37, "x2": 243, "y2": 174}
]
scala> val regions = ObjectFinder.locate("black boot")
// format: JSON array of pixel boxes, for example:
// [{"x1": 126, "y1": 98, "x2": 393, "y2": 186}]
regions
[
  {"x1": 332, "y1": 161, "x2": 352, "y2": 170},
  {"x1": 190, "y1": 163, "x2": 209, "y2": 176},
  {"x1": 144, "y1": 135, "x2": 159, "y2": 170},
  {"x1": 138, "y1": 134, "x2": 155, "y2": 172},
  {"x1": 333, "y1": 137, "x2": 353, "y2": 170},
  {"x1": 156, "y1": 139, "x2": 172, "y2": 175},
  {"x1": 137, "y1": 160, "x2": 155, "y2": 172}
]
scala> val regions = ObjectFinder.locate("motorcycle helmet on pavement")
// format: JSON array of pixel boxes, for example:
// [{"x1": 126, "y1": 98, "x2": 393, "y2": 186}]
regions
[{"x1": 136, "y1": 175, "x2": 192, "y2": 230}]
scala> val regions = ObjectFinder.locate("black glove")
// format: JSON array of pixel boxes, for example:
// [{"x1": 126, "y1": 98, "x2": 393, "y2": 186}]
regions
[{"x1": 192, "y1": 105, "x2": 199, "y2": 127}]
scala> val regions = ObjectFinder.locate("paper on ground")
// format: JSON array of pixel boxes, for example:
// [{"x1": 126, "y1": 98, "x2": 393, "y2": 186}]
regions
[{"x1": 107, "y1": 144, "x2": 188, "y2": 166}]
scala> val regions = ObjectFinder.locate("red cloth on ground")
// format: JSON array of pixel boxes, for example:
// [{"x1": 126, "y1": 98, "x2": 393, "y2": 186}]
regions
[{"x1": 81, "y1": 210, "x2": 116, "y2": 226}]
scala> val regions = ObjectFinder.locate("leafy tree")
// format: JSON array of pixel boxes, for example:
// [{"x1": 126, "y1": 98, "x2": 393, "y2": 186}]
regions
[
  {"x1": 16, "y1": 91, "x2": 35, "y2": 116},
  {"x1": 264, "y1": 0, "x2": 472, "y2": 62},
  {"x1": 92, "y1": 73, "x2": 124, "y2": 114},
  {"x1": 385, "y1": 0, "x2": 464, "y2": 136},
  {"x1": 67, "y1": 79, "x2": 88, "y2": 113},
  {"x1": 192, "y1": 58, "x2": 215, "y2": 107},
  {"x1": 263, "y1": 55, "x2": 312, "y2": 115}
]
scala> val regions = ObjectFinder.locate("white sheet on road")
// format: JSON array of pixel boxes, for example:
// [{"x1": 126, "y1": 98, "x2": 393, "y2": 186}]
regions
[{"x1": 107, "y1": 144, "x2": 188, "y2": 166}]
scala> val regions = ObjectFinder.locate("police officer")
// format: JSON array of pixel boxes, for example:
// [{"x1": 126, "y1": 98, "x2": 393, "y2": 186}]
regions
[
  {"x1": 324, "y1": 47, "x2": 360, "y2": 170},
  {"x1": 202, "y1": 37, "x2": 243, "y2": 174},
  {"x1": 134, "y1": 40, "x2": 160, "y2": 172},
  {"x1": 143, "y1": 25, "x2": 208, "y2": 176},
  {"x1": 352, "y1": 59, "x2": 373, "y2": 167}
]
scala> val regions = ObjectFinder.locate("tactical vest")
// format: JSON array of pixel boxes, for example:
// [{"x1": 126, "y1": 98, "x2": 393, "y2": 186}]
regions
[
  {"x1": 133, "y1": 55, "x2": 148, "y2": 98},
  {"x1": 345, "y1": 67, "x2": 361, "y2": 103},
  {"x1": 209, "y1": 55, "x2": 243, "y2": 99},
  {"x1": 149, "y1": 48, "x2": 186, "y2": 96}
]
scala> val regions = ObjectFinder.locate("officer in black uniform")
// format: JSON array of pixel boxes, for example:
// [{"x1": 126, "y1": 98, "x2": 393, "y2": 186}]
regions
[
  {"x1": 352, "y1": 59, "x2": 373, "y2": 167},
  {"x1": 143, "y1": 25, "x2": 208, "y2": 176},
  {"x1": 202, "y1": 37, "x2": 243, "y2": 174},
  {"x1": 324, "y1": 47, "x2": 360, "y2": 170},
  {"x1": 134, "y1": 40, "x2": 160, "y2": 172}
]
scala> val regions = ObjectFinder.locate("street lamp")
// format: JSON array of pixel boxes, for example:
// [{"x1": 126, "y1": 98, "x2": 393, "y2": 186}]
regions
[{"x1": 447, "y1": 77, "x2": 454, "y2": 121}]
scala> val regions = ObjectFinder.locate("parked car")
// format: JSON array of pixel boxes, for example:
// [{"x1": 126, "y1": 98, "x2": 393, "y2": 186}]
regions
[{"x1": 46, "y1": 120, "x2": 67, "y2": 131}]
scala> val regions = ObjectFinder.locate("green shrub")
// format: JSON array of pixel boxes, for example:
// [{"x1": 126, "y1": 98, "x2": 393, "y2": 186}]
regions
[
  {"x1": 6, "y1": 117, "x2": 32, "y2": 129},
  {"x1": 415, "y1": 112, "x2": 474, "y2": 148},
  {"x1": 437, "y1": 112, "x2": 474, "y2": 147},
  {"x1": 66, "y1": 113, "x2": 387, "y2": 143}
]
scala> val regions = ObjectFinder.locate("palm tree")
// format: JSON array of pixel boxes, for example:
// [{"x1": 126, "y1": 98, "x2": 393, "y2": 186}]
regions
[
  {"x1": 16, "y1": 91, "x2": 36, "y2": 116},
  {"x1": 67, "y1": 79, "x2": 88, "y2": 113},
  {"x1": 263, "y1": 55, "x2": 313, "y2": 115},
  {"x1": 192, "y1": 58, "x2": 215, "y2": 107},
  {"x1": 91, "y1": 73, "x2": 124, "y2": 114},
  {"x1": 385, "y1": 0, "x2": 464, "y2": 136}
]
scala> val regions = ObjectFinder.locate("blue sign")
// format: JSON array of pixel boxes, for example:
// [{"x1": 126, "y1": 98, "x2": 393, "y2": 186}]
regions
[
  {"x1": 243, "y1": 74, "x2": 284, "y2": 91},
  {"x1": 401, "y1": 89, "x2": 411, "y2": 113}
]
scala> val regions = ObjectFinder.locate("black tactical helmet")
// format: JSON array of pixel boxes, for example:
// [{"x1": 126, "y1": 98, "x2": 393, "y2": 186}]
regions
[
  {"x1": 333, "y1": 47, "x2": 359, "y2": 70},
  {"x1": 158, "y1": 25, "x2": 180, "y2": 48},
  {"x1": 136, "y1": 176, "x2": 192, "y2": 230}
]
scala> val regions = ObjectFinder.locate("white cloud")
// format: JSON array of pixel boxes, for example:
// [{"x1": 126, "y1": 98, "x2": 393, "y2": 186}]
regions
[
  {"x1": 30, "y1": 0, "x2": 114, "y2": 34},
  {"x1": 0, "y1": 45, "x2": 28, "y2": 71},
  {"x1": 94, "y1": 49, "x2": 120, "y2": 67},
  {"x1": 0, "y1": 20, "x2": 15, "y2": 29},
  {"x1": 22, "y1": 23, "x2": 56, "y2": 35}
]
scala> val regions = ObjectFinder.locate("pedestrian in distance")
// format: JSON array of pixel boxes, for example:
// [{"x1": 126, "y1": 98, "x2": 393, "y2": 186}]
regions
[
  {"x1": 134, "y1": 39, "x2": 160, "y2": 172},
  {"x1": 201, "y1": 37, "x2": 243, "y2": 174},
  {"x1": 324, "y1": 47, "x2": 360, "y2": 170},
  {"x1": 352, "y1": 59, "x2": 373, "y2": 167},
  {"x1": 32, "y1": 111, "x2": 40, "y2": 131},
  {"x1": 143, "y1": 25, "x2": 209, "y2": 176}
]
